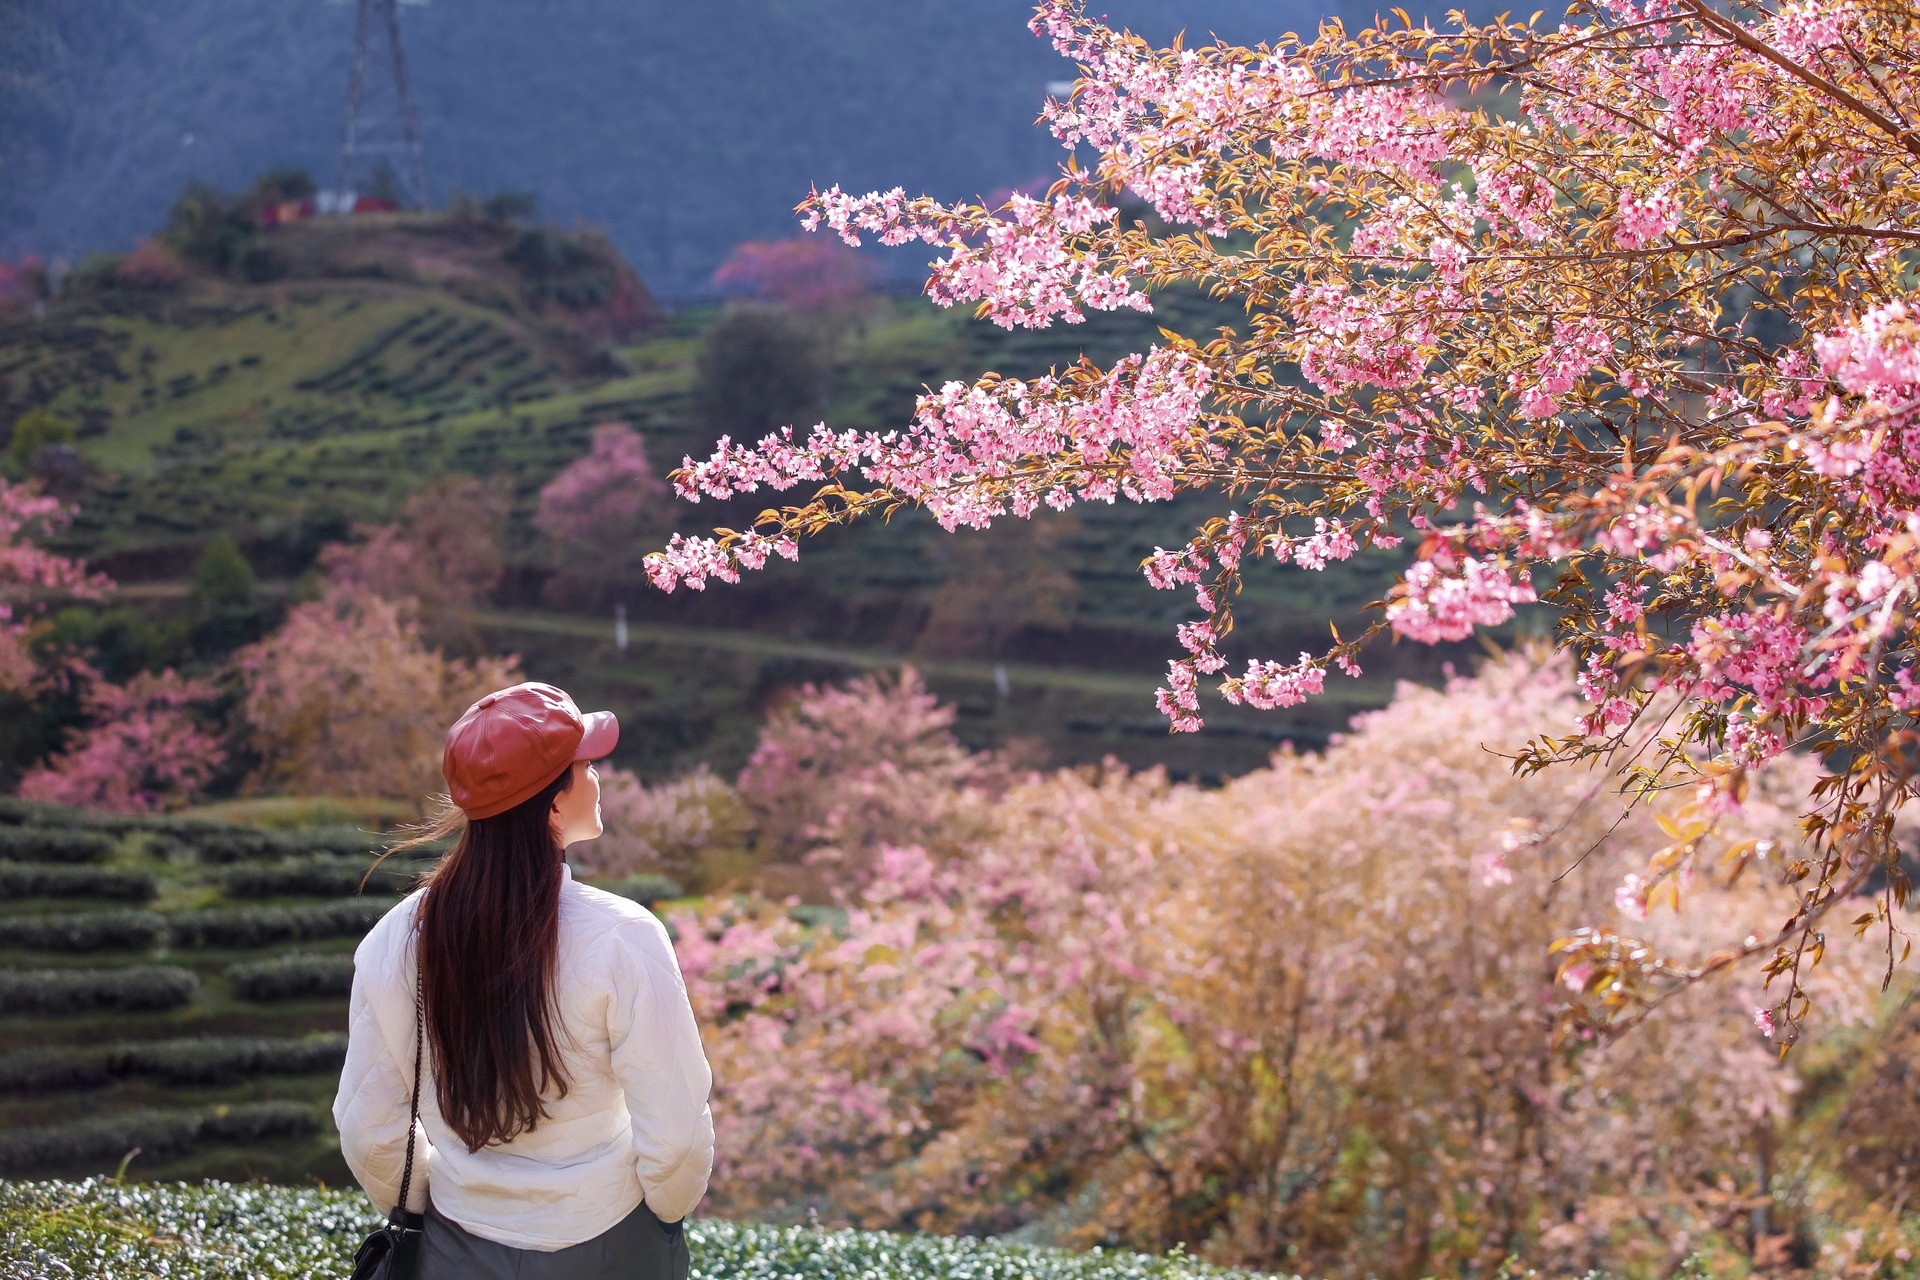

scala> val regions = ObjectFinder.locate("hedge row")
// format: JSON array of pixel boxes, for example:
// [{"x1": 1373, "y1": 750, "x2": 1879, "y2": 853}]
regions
[
  {"x1": 0, "y1": 798, "x2": 386, "y2": 862},
  {"x1": 4, "y1": 909, "x2": 166, "y2": 951},
  {"x1": 177, "y1": 826, "x2": 382, "y2": 865},
  {"x1": 223, "y1": 856, "x2": 418, "y2": 899},
  {"x1": 168, "y1": 899, "x2": 392, "y2": 949},
  {"x1": 0, "y1": 863, "x2": 156, "y2": 902},
  {"x1": 0, "y1": 966, "x2": 199, "y2": 1015},
  {"x1": 0, "y1": 1049, "x2": 113, "y2": 1094},
  {"x1": 109, "y1": 1034, "x2": 349, "y2": 1085},
  {"x1": 0, "y1": 1103, "x2": 318, "y2": 1175},
  {"x1": 5, "y1": 900, "x2": 391, "y2": 954},
  {"x1": 0, "y1": 1180, "x2": 1281, "y2": 1280},
  {"x1": 225, "y1": 952, "x2": 357, "y2": 1001},
  {"x1": 595, "y1": 873, "x2": 687, "y2": 905},
  {"x1": 0, "y1": 1036, "x2": 347, "y2": 1095},
  {"x1": 0, "y1": 827, "x2": 115, "y2": 863}
]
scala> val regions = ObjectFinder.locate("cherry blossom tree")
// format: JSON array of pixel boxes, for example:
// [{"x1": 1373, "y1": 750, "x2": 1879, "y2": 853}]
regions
[
  {"x1": 320, "y1": 475, "x2": 508, "y2": 645},
  {"x1": 0, "y1": 477, "x2": 109, "y2": 693},
  {"x1": 712, "y1": 236, "x2": 876, "y2": 315},
  {"x1": 534, "y1": 423, "x2": 667, "y2": 601},
  {"x1": 0, "y1": 256, "x2": 46, "y2": 314},
  {"x1": 114, "y1": 239, "x2": 189, "y2": 290},
  {"x1": 647, "y1": 0, "x2": 1920, "y2": 1038},
  {"x1": 235, "y1": 586, "x2": 519, "y2": 801},
  {"x1": 19, "y1": 668, "x2": 225, "y2": 812},
  {"x1": 573, "y1": 765, "x2": 743, "y2": 885},
  {"x1": 734, "y1": 667, "x2": 1004, "y2": 864}
]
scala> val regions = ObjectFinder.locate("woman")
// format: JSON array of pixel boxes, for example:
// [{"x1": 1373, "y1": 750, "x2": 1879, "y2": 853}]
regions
[{"x1": 334, "y1": 681, "x2": 713, "y2": 1280}]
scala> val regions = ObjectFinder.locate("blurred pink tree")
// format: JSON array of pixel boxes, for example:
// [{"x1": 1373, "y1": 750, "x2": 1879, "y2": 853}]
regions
[
  {"x1": 114, "y1": 240, "x2": 189, "y2": 290},
  {"x1": 0, "y1": 477, "x2": 109, "y2": 692},
  {"x1": 236, "y1": 585, "x2": 519, "y2": 801},
  {"x1": 734, "y1": 667, "x2": 1001, "y2": 864},
  {"x1": 0, "y1": 256, "x2": 46, "y2": 314},
  {"x1": 19, "y1": 668, "x2": 225, "y2": 812},
  {"x1": 534, "y1": 423, "x2": 667, "y2": 603},
  {"x1": 711, "y1": 236, "x2": 875, "y2": 315},
  {"x1": 320, "y1": 475, "x2": 508, "y2": 645}
]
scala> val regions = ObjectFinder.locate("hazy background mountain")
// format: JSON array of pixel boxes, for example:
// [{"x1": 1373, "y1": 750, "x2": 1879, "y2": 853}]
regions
[{"x1": 3, "y1": 0, "x2": 1414, "y2": 299}]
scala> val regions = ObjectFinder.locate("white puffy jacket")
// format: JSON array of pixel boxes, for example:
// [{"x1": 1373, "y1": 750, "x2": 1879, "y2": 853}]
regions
[{"x1": 332, "y1": 866, "x2": 714, "y2": 1251}]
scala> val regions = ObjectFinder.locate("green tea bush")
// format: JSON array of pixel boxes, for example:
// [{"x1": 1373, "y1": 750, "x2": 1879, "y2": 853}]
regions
[
  {"x1": 5, "y1": 910, "x2": 166, "y2": 951},
  {"x1": 0, "y1": 863, "x2": 156, "y2": 902},
  {"x1": 0, "y1": 1103, "x2": 317, "y2": 1175},
  {"x1": 0, "y1": 799, "x2": 383, "y2": 863},
  {"x1": 0, "y1": 799, "x2": 147, "y2": 833},
  {"x1": 0, "y1": 828, "x2": 114, "y2": 863},
  {"x1": 168, "y1": 824, "x2": 299, "y2": 863},
  {"x1": 0, "y1": 1049, "x2": 112, "y2": 1095},
  {"x1": 594, "y1": 873, "x2": 686, "y2": 905},
  {"x1": 0, "y1": 1180, "x2": 1281, "y2": 1280},
  {"x1": 225, "y1": 953, "x2": 356, "y2": 1001},
  {"x1": 0, "y1": 966, "x2": 198, "y2": 1015},
  {"x1": 0, "y1": 1036, "x2": 348, "y2": 1095},
  {"x1": 168, "y1": 899, "x2": 390, "y2": 948},
  {"x1": 107, "y1": 1035, "x2": 348, "y2": 1086},
  {"x1": 222, "y1": 857, "x2": 414, "y2": 899}
]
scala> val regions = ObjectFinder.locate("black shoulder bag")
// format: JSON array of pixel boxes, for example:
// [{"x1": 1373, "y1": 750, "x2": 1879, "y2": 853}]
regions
[{"x1": 351, "y1": 980, "x2": 428, "y2": 1280}]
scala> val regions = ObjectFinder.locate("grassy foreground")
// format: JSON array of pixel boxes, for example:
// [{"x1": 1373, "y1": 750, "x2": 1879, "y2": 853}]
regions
[{"x1": 0, "y1": 1178, "x2": 1281, "y2": 1280}]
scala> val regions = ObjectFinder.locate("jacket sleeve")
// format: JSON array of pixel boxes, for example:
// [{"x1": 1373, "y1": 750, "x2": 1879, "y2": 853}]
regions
[
  {"x1": 603, "y1": 912, "x2": 715, "y2": 1223},
  {"x1": 333, "y1": 913, "x2": 435, "y2": 1214}
]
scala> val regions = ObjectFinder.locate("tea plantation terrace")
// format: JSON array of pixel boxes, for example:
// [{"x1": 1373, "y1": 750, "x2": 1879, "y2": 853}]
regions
[{"x1": 0, "y1": 799, "x2": 678, "y2": 1184}]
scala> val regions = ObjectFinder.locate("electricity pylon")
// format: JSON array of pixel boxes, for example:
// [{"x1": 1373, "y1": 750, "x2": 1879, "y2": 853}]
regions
[{"x1": 336, "y1": 0, "x2": 430, "y2": 207}]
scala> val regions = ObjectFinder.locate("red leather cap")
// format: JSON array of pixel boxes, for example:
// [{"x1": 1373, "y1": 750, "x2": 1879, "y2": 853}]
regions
[{"x1": 443, "y1": 682, "x2": 619, "y2": 819}]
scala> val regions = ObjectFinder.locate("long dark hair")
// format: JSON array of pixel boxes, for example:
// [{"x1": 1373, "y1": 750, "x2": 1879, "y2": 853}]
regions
[{"x1": 385, "y1": 766, "x2": 575, "y2": 1152}]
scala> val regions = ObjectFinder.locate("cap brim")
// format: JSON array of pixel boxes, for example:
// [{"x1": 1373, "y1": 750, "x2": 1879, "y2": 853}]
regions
[{"x1": 574, "y1": 710, "x2": 620, "y2": 761}]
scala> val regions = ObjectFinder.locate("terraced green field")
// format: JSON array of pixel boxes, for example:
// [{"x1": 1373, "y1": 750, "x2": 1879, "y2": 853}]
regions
[{"x1": 0, "y1": 798, "x2": 447, "y2": 1185}]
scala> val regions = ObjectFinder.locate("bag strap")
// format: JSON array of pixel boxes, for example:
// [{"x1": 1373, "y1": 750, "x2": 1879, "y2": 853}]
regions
[{"x1": 395, "y1": 958, "x2": 424, "y2": 1216}]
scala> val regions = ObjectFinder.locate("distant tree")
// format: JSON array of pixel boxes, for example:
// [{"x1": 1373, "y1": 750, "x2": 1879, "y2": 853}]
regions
[
  {"x1": 191, "y1": 534, "x2": 255, "y2": 611},
  {"x1": 247, "y1": 168, "x2": 316, "y2": 205},
  {"x1": 482, "y1": 190, "x2": 539, "y2": 223},
  {"x1": 0, "y1": 256, "x2": 47, "y2": 314},
  {"x1": 114, "y1": 240, "x2": 189, "y2": 291},
  {"x1": 506, "y1": 225, "x2": 643, "y2": 315},
  {"x1": 319, "y1": 475, "x2": 508, "y2": 646},
  {"x1": 19, "y1": 668, "x2": 226, "y2": 813},
  {"x1": 691, "y1": 305, "x2": 825, "y2": 440},
  {"x1": 712, "y1": 236, "x2": 875, "y2": 315},
  {"x1": 7, "y1": 408, "x2": 74, "y2": 476},
  {"x1": 919, "y1": 515, "x2": 1080, "y2": 658},
  {"x1": 235, "y1": 585, "x2": 520, "y2": 801},
  {"x1": 534, "y1": 423, "x2": 667, "y2": 603},
  {"x1": 735, "y1": 667, "x2": 997, "y2": 865},
  {"x1": 189, "y1": 534, "x2": 271, "y2": 658},
  {"x1": 0, "y1": 477, "x2": 108, "y2": 693},
  {"x1": 161, "y1": 181, "x2": 251, "y2": 273}
]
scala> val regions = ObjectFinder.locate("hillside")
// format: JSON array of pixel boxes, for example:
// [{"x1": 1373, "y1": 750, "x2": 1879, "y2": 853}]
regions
[{"x1": 0, "y1": 0, "x2": 1495, "y2": 298}]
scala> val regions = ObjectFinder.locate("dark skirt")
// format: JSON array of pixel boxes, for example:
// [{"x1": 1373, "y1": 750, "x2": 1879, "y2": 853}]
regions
[{"x1": 418, "y1": 1199, "x2": 688, "y2": 1280}]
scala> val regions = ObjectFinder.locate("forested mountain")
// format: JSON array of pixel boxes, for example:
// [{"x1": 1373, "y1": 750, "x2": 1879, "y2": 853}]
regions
[{"x1": 5, "y1": 0, "x2": 1415, "y2": 298}]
